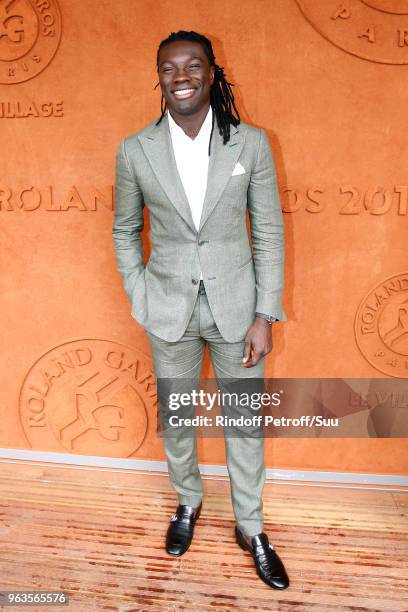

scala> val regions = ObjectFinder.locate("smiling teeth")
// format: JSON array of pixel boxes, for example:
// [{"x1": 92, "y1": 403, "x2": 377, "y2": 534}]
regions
[{"x1": 174, "y1": 89, "x2": 194, "y2": 95}]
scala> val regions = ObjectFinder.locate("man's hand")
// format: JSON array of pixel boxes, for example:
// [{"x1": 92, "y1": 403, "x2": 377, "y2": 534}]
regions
[{"x1": 242, "y1": 317, "x2": 273, "y2": 367}]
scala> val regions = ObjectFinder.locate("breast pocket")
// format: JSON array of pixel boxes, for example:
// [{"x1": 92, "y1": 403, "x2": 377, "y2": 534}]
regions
[{"x1": 228, "y1": 172, "x2": 250, "y2": 190}]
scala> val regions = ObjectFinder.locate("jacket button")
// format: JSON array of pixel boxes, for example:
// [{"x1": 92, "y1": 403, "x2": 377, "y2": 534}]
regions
[{"x1": 192, "y1": 279, "x2": 199, "y2": 285}]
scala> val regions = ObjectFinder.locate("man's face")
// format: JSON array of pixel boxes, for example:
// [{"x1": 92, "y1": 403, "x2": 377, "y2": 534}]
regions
[{"x1": 157, "y1": 40, "x2": 215, "y2": 116}]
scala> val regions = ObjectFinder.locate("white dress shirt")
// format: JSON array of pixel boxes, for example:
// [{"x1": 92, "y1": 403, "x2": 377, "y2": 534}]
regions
[{"x1": 168, "y1": 106, "x2": 213, "y2": 281}]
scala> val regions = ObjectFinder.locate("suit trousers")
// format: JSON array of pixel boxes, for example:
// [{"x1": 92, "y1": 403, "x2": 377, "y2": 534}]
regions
[{"x1": 146, "y1": 280, "x2": 266, "y2": 537}]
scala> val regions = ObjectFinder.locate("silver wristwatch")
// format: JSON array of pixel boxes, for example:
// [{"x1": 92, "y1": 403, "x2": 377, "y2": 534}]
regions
[{"x1": 255, "y1": 312, "x2": 278, "y2": 325}]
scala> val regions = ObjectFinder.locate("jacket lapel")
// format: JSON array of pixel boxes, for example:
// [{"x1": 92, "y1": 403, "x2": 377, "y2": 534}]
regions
[
  {"x1": 138, "y1": 114, "x2": 196, "y2": 233},
  {"x1": 138, "y1": 113, "x2": 246, "y2": 234},
  {"x1": 199, "y1": 123, "x2": 245, "y2": 232}
]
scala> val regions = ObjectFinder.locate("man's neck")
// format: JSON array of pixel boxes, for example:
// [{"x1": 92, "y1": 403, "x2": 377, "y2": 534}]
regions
[{"x1": 169, "y1": 103, "x2": 211, "y2": 140}]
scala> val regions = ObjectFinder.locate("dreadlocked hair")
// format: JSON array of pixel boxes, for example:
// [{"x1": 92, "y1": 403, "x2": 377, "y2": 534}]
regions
[{"x1": 155, "y1": 30, "x2": 240, "y2": 154}]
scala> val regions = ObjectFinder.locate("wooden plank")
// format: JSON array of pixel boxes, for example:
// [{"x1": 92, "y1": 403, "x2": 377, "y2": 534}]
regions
[{"x1": 0, "y1": 462, "x2": 406, "y2": 611}]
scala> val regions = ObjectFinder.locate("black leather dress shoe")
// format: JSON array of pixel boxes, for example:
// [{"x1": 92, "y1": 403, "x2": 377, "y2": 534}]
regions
[
  {"x1": 235, "y1": 526, "x2": 290, "y2": 589},
  {"x1": 166, "y1": 502, "x2": 202, "y2": 556}
]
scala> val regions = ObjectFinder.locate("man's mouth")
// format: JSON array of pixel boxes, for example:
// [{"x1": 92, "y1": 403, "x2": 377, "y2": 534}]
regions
[{"x1": 172, "y1": 88, "x2": 196, "y2": 100}]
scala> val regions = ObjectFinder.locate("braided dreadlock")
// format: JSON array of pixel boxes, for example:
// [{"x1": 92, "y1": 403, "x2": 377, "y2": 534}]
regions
[{"x1": 155, "y1": 30, "x2": 240, "y2": 154}]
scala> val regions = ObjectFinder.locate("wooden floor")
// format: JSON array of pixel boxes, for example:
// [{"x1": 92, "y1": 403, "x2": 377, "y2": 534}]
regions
[{"x1": 0, "y1": 462, "x2": 407, "y2": 612}]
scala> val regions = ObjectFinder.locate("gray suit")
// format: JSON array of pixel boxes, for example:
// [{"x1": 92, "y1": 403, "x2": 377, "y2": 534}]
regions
[
  {"x1": 112, "y1": 114, "x2": 286, "y2": 343},
  {"x1": 112, "y1": 113, "x2": 286, "y2": 536}
]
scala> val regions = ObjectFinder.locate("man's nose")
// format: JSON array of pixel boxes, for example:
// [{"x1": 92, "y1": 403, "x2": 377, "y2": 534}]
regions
[{"x1": 173, "y1": 69, "x2": 190, "y2": 82}]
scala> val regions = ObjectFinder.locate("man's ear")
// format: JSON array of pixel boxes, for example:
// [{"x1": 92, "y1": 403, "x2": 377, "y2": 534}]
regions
[{"x1": 210, "y1": 66, "x2": 215, "y2": 84}]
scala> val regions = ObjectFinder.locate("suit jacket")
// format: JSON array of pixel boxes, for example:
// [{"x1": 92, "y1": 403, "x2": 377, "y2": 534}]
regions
[{"x1": 112, "y1": 112, "x2": 286, "y2": 343}]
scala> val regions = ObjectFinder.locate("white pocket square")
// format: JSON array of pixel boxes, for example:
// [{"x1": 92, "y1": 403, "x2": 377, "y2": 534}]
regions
[{"x1": 232, "y1": 161, "x2": 246, "y2": 176}]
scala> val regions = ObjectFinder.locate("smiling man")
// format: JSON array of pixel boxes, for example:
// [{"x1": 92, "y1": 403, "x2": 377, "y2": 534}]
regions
[{"x1": 112, "y1": 30, "x2": 289, "y2": 590}]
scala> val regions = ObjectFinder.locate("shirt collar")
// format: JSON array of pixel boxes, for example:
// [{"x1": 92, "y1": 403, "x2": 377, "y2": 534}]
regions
[{"x1": 167, "y1": 105, "x2": 213, "y2": 142}]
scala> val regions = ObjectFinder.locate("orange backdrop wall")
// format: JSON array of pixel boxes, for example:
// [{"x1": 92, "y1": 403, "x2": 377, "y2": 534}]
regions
[{"x1": 1, "y1": 0, "x2": 407, "y2": 475}]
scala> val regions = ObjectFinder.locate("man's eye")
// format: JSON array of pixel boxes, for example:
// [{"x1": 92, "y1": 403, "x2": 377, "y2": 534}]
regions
[
  {"x1": 189, "y1": 64, "x2": 200, "y2": 69},
  {"x1": 161, "y1": 67, "x2": 173, "y2": 73}
]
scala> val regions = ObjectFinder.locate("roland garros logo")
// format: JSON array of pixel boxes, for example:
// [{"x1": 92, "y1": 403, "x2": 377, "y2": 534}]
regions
[
  {"x1": 0, "y1": 0, "x2": 62, "y2": 84},
  {"x1": 296, "y1": 0, "x2": 408, "y2": 64},
  {"x1": 19, "y1": 339, "x2": 157, "y2": 456},
  {"x1": 355, "y1": 273, "x2": 408, "y2": 377}
]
